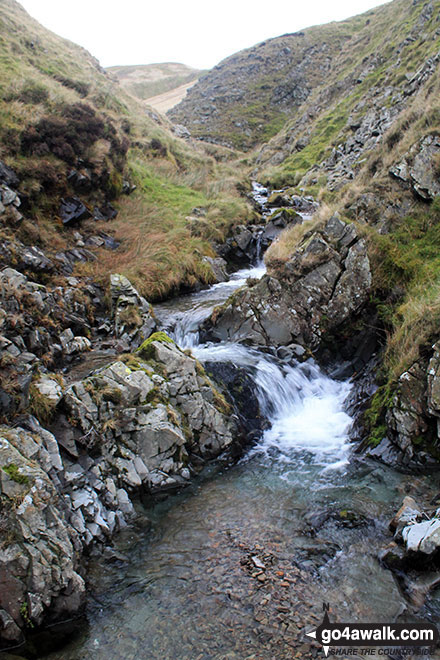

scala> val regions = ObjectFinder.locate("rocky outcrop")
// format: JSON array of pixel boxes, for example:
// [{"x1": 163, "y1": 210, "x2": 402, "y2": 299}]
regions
[
  {"x1": 62, "y1": 334, "x2": 236, "y2": 489},
  {"x1": 0, "y1": 423, "x2": 85, "y2": 647},
  {"x1": 0, "y1": 267, "x2": 100, "y2": 419},
  {"x1": 110, "y1": 273, "x2": 157, "y2": 345},
  {"x1": 0, "y1": 332, "x2": 239, "y2": 648},
  {"x1": 390, "y1": 134, "x2": 440, "y2": 200},
  {"x1": 202, "y1": 215, "x2": 371, "y2": 349},
  {"x1": 368, "y1": 343, "x2": 440, "y2": 468}
]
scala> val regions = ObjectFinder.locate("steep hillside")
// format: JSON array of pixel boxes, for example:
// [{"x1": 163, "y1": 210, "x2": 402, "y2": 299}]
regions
[
  {"x1": 0, "y1": 0, "x2": 251, "y2": 300},
  {"x1": 169, "y1": 0, "x2": 439, "y2": 152},
  {"x1": 107, "y1": 62, "x2": 202, "y2": 103}
]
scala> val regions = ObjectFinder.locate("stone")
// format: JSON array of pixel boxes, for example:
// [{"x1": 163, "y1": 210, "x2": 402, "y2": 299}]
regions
[
  {"x1": 60, "y1": 197, "x2": 92, "y2": 225},
  {"x1": 202, "y1": 256, "x2": 228, "y2": 283},
  {"x1": 402, "y1": 518, "x2": 440, "y2": 555},
  {"x1": 390, "y1": 496, "x2": 422, "y2": 540},
  {"x1": 172, "y1": 124, "x2": 191, "y2": 139},
  {"x1": 93, "y1": 203, "x2": 118, "y2": 222},
  {"x1": 33, "y1": 375, "x2": 63, "y2": 406},
  {"x1": 390, "y1": 135, "x2": 440, "y2": 200},
  {"x1": 0, "y1": 427, "x2": 85, "y2": 642},
  {"x1": 0, "y1": 161, "x2": 19, "y2": 188},
  {"x1": 203, "y1": 219, "x2": 371, "y2": 350}
]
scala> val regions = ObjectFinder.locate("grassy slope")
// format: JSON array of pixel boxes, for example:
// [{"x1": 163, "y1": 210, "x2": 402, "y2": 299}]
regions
[
  {"x1": 0, "y1": 0, "x2": 251, "y2": 300},
  {"x1": 107, "y1": 62, "x2": 202, "y2": 101},
  {"x1": 170, "y1": 0, "x2": 439, "y2": 154},
  {"x1": 258, "y1": 0, "x2": 440, "y2": 186}
]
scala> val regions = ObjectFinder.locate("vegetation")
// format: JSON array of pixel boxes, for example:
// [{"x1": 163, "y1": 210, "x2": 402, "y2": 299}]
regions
[
  {"x1": 2, "y1": 463, "x2": 29, "y2": 485},
  {"x1": 0, "y1": 0, "x2": 251, "y2": 301}
]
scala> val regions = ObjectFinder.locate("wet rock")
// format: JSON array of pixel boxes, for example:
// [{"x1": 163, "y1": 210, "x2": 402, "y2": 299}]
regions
[
  {"x1": 202, "y1": 256, "x2": 228, "y2": 283},
  {"x1": 60, "y1": 197, "x2": 92, "y2": 225},
  {"x1": 203, "y1": 217, "x2": 371, "y2": 350},
  {"x1": 390, "y1": 134, "x2": 440, "y2": 200},
  {"x1": 204, "y1": 360, "x2": 265, "y2": 437},
  {"x1": 378, "y1": 541, "x2": 408, "y2": 570}
]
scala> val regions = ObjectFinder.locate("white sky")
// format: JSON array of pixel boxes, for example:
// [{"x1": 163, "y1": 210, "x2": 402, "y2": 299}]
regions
[{"x1": 19, "y1": 0, "x2": 391, "y2": 70}]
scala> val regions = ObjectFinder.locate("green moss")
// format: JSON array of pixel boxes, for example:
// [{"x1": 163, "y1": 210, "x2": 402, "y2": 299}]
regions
[
  {"x1": 137, "y1": 331, "x2": 175, "y2": 360},
  {"x1": 2, "y1": 463, "x2": 29, "y2": 485},
  {"x1": 363, "y1": 384, "x2": 395, "y2": 447}
]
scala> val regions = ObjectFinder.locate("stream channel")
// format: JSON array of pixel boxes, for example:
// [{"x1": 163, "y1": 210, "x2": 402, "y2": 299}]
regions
[{"x1": 40, "y1": 186, "x2": 440, "y2": 660}]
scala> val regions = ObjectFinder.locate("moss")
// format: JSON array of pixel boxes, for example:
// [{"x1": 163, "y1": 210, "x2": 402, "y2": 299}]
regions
[
  {"x1": 2, "y1": 463, "x2": 29, "y2": 485},
  {"x1": 137, "y1": 331, "x2": 175, "y2": 360},
  {"x1": 363, "y1": 383, "x2": 395, "y2": 447}
]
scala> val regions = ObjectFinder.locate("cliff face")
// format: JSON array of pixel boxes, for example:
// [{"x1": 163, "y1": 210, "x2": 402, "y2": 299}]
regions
[{"x1": 169, "y1": 0, "x2": 440, "y2": 156}]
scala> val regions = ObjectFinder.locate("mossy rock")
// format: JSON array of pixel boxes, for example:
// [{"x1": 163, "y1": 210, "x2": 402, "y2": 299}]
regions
[
  {"x1": 137, "y1": 331, "x2": 175, "y2": 360},
  {"x1": 2, "y1": 463, "x2": 29, "y2": 485}
]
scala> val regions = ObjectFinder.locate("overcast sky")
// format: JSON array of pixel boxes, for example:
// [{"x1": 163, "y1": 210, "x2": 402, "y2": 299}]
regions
[{"x1": 19, "y1": 0, "x2": 391, "y2": 70}]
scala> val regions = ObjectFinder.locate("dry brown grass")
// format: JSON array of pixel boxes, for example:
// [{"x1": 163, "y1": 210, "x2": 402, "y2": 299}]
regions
[{"x1": 264, "y1": 203, "x2": 334, "y2": 272}]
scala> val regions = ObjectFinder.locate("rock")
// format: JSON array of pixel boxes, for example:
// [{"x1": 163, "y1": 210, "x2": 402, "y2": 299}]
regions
[
  {"x1": 122, "y1": 180, "x2": 136, "y2": 195},
  {"x1": 390, "y1": 134, "x2": 440, "y2": 200},
  {"x1": 33, "y1": 375, "x2": 64, "y2": 406},
  {"x1": 0, "y1": 161, "x2": 19, "y2": 188},
  {"x1": 0, "y1": 426, "x2": 85, "y2": 643},
  {"x1": 19, "y1": 246, "x2": 54, "y2": 273},
  {"x1": 402, "y1": 518, "x2": 440, "y2": 555},
  {"x1": 110, "y1": 273, "x2": 156, "y2": 343},
  {"x1": 93, "y1": 203, "x2": 118, "y2": 221},
  {"x1": 63, "y1": 335, "x2": 237, "y2": 494},
  {"x1": 202, "y1": 256, "x2": 228, "y2": 283},
  {"x1": 203, "y1": 219, "x2": 371, "y2": 349},
  {"x1": 385, "y1": 361, "x2": 439, "y2": 467},
  {"x1": 378, "y1": 541, "x2": 407, "y2": 570},
  {"x1": 60, "y1": 197, "x2": 92, "y2": 225},
  {"x1": 172, "y1": 124, "x2": 191, "y2": 139},
  {"x1": 67, "y1": 169, "x2": 92, "y2": 193},
  {"x1": 389, "y1": 496, "x2": 422, "y2": 541}
]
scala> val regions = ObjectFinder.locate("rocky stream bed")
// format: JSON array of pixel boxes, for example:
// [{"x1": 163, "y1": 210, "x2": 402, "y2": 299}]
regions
[{"x1": 1, "y1": 184, "x2": 440, "y2": 660}]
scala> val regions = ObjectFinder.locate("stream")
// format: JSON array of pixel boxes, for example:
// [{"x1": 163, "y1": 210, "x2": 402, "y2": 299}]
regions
[{"x1": 39, "y1": 188, "x2": 440, "y2": 660}]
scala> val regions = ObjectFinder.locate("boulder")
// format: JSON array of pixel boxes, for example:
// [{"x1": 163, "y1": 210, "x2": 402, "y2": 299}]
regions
[
  {"x1": 59, "y1": 197, "x2": 92, "y2": 225},
  {"x1": 402, "y1": 518, "x2": 440, "y2": 555},
  {"x1": 0, "y1": 162, "x2": 19, "y2": 188},
  {"x1": 202, "y1": 256, "x2": 228, "y2": 283}
]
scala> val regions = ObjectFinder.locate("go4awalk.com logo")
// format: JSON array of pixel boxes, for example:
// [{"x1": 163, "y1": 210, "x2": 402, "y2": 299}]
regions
[{"x1": 306, "y1": 604, "x2": 439, "y2": 656}]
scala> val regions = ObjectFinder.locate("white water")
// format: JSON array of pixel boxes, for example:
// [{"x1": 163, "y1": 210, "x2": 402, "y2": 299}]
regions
[
  {"x1": 155, "y1": 183, "x2": 353, "y2": 471},
  {"x1": 193, "y1": 342, "x2": 352, "y2": 469}
]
